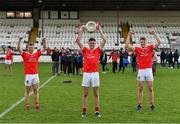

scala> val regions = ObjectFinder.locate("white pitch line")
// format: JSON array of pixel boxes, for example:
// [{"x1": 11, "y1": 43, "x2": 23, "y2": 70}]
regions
[{"x1": 0, "y1": 75, "x2": 56, "y2": 118}]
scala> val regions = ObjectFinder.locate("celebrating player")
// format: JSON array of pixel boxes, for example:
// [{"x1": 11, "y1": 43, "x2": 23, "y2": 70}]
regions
[
  {"x1": 75, "y1": 24, "x2": 106, "y2": 117},
  {"x1": 125, "y1": 31, "x2": 160, "y2": 111},
  {"x1": 17, "y1": 37, "x2": 46, "y2": 110},
  {"x1": 4, "y1": 46, "x2": 14, "y2": 76}
]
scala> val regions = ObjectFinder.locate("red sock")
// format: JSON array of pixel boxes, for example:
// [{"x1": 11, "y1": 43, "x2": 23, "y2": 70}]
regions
[
  {"x1": 83, "y1": 108, "x2": 87, "y2": 112},
  {"x1": 95, "y1": 107, "x2": 99, "y2": 112}
]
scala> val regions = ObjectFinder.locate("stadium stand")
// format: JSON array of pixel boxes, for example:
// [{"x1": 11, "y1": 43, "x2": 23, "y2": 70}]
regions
[
  {"x1": 0, "y1": 17, "x2": 180, "y2": 50},
  {"x1": 37, "y1": 19, "x2": 123, "y2": 50},
  {"x1": 0, "y1": 19, "x2": 33, "y2": 48},
  {"x1": 36, "y1": 17, "x2": 180, "y2": 50},
  {"x1": 38, "y1": 19, "x2": 80, "y2": 49},
  {"x1": 127, "y1": 17, "x2": 180, "y2": 49}
]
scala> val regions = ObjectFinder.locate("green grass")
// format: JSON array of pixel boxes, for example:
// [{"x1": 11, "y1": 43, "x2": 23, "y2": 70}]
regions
[{"x1": 0, "y1": 63, "x2": 180, "y2": 123}]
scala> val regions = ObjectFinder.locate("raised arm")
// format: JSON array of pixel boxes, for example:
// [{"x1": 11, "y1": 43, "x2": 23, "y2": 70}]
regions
[
  {"x1": 125, "y1": 32, "x2": 135, "y2": 51},
  {"x1": 75, "y1": 25, "x2": 85, "y2": 50},
  {"x1": 150, "y1": 31, "x2": 161, "y2": 49},
  {"x1": 17, "y1": 37, "x2": 23, "y2": 54},
  {"x1": 98, "y1": 25, "x2": 107, "y2": 49},
  {"x1": 41, "y1": 38, "x2": 47, "y2": 52}
]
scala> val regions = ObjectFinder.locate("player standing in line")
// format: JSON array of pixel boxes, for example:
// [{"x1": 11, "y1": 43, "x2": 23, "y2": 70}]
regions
[
  {"x1": 4, "y1": 46, "x2": 14, "y2": 76},
  {"x1": 125, "y1": 31, "x2": 160, "y2": 111},
  {"x1": 75, "y1": 24, "x2": 106, "y2": 117},
  {"x1": 17, "y1": 37, "x2": 46, "y2": 110}
]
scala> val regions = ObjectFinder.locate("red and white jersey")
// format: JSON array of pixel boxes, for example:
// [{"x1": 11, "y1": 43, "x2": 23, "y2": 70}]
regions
[
  {"x1": 110, "y1": 52, "x2": 120, "y2": 62},
  {"x1": 83, "y1": 47, "x2": 101, "y2": 72},
  {"x1": 135, "y1": 45, "x2": 154, "y2": 69},
  {"x1": 21, "y1": 50, "x2": 42, "y2": 74},
  {"x1": 5, "y1": 51, "x2": 14, "y2": 60}
]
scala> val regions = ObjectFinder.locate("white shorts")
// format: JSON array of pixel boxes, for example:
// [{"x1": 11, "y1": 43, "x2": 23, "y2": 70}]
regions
[
  {"x1": 24, "y1": 74, "x2": 39, "y2": 86},
  {"x1": 5, "y1": 60, "x2": 12, "y2": 65},
  {"x1": 82, "y1": 72, "x2": 100, "y2": 87},
  {"x1": 137, "y1": 68, "x2": 154, "y2": 82}
]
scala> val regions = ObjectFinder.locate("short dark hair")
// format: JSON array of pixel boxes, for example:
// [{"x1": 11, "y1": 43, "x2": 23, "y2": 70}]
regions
[
  {"x1": 88, "y1": 38, "x2": 96, "y2": 42},
  {"x1": 28, "y1": 43, "x2": 34, "y2": 46},
  {"x1": 140, "y1": 37, "x2": 146, "y2": 41},
  {"x1": 7, "y1": 46, "x2": 12, "y2": 49}
]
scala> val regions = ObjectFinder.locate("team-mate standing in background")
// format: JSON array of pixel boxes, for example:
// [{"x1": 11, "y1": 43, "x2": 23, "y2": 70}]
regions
[
  {"x1": 4, "y1": 46, "x2": 14, "y2": 76},
  {"x1": 109, "y1": 49, "x2": 119, "y2": 73}
]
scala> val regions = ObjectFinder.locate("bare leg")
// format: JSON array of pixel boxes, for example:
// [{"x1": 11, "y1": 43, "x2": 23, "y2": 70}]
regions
[
  {"x1": 93, "y1": 87, "x2": 101, "y2": 117},
  {"x1": 25, "y1": 86, "x2": 31, "y2": 110},
  {"x1": 32, "y1": 82, "x2": 39, "y2": 109},
  {"x1": 138, "y1": 81, "x2": 144, "y2": 105},
  {"x1": 93, "y1": 87, "x2": 100, "y2": 112},
  {"x1": 147, "y1": 81, "x2": 154, "y2": 106},
  {"x1": 82, "y1": 87, "x2": 89, "y2": 112}
]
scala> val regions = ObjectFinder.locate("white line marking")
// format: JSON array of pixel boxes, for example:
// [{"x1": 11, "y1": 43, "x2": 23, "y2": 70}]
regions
[{"x1": 0, "y1": 75, "x2": 56, "y2": 118}]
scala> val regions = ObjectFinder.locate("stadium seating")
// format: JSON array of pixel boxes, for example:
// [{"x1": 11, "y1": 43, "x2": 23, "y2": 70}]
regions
[
  {"x1": 0, "y1": 19, "x2": 33, "y2": 48},
  {"x1": 38, "y1": 19, "x2": 123, "y2": 50},
  {"x1": 1, "y1": 17, "x2": 180, "y2": 50},
  {"x1": 127, "y1": 17, "x2": 180, "y2": 49}
]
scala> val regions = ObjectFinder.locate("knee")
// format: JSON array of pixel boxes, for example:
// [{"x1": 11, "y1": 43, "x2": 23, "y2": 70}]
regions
[
  {"x1": 84, "y1": 93, "x2": 88, "y2": 98},
  {"x1": 33, "y1": 88, "x2": 39, "y2": 95},
  {"x1": 94, "y1": 92, "x2": 99, "y2": 98},
  {"x1": 148, "y1": 87, "x2": 153, "y2": 93},
  {"x1": 138, "y1": 86, "x2": 143, "y2": 92}
]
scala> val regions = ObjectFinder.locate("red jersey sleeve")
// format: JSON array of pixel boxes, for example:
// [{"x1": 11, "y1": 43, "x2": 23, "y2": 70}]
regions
[
  {"x1": 37, "y1": 50, "x2": 42, "y2": 58},
  {"x1": 97, "y1": 47, "x2": 101, "y2": 54},
  {"x1": 135, "y1": 47, "x2": 139, "y2": 54},
  {"x1": 150, "y1": 44, "x2": 154, "y2": 52},
  {"x1": 82, "y1": 47, "x2": 88, "y2": 55},
  {"x1": 97, "y1": 47, "x2": 101, "y2": 57},
  {"x1": 10, "y1": 52, "x2": 14, "y2": 56},
  {"x1": 21, "y1": 52, "x2": 26, "y2": 58}
]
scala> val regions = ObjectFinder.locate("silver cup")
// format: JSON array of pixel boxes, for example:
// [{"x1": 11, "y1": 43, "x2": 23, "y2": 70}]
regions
[{"x1": 85, "y1": 21, "x2": 97, "y2": 33}]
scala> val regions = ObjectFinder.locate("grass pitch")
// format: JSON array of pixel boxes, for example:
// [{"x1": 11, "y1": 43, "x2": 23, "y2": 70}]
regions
[{"x1": 0, "y1": 63, "x2": 180, "y2": 123}]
